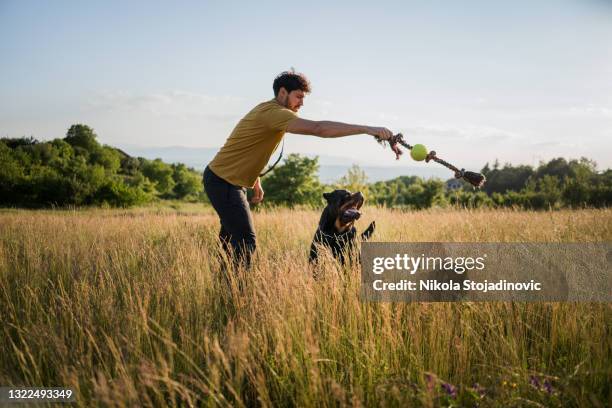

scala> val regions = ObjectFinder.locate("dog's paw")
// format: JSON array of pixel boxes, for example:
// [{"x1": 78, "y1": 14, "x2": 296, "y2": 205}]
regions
[{"x1": 361, "y1": 221, "x2": 375, "y2": 240}]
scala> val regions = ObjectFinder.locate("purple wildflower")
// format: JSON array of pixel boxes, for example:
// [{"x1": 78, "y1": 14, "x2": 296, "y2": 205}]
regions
[
  {"x1": 441, "y1": 382, "x2": 458, "y2": 399},
  {"x1": 543, "y1": 379, "x2": 553, "y2": 394},
  {"x1": 529, "y1": 375, "x2": 541, "y2": 389}
]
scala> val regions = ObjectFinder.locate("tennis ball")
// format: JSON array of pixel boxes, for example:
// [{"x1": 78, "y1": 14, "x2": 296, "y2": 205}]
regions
[{"x1": 410, "y1": 144, "x2": 428, "y2": 161}]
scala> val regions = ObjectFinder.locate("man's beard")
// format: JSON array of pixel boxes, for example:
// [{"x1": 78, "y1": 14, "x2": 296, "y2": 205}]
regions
[
  {"x1": 281, "y1": 95, "x2": 298, "y2": 112},
  {"x1": 282, "y1": 96, "x2": 290, "y2": 109}
]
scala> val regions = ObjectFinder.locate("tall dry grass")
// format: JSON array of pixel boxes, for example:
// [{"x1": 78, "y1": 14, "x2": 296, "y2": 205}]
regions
[{"x1": 0, "y1": 207, "x2": 610, "y2": 407}]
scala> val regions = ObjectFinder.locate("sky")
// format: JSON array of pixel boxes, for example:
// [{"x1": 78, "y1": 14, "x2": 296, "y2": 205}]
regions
[{"x1": 1, "y1": 0, "x2": 611, "y2": 170}]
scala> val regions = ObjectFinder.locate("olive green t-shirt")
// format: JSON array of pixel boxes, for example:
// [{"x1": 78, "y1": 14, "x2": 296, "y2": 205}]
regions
[{"x1": 208, "y1": 99, "x2": 297, "y2": 188}]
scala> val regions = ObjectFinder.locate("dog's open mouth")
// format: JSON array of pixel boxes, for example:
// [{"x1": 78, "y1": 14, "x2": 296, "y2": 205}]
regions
[{"x1": 339, "y1": 192, "x2": 364, "y2": 224}]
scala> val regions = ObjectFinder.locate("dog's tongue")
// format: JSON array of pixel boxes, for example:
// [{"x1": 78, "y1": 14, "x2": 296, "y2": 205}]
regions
[{"x1": 341, "y1": 208, "x2": 361, "y2": 223}]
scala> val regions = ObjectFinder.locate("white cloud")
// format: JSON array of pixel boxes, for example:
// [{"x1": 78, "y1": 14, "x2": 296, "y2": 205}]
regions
[
  {"x1": 568, "y1": 105, "x2": 612, "y2": 117},
  {"x1": 376, "y1": 112, "x2": 400, "y2": 121},
  {"x1": 401, "y1": 123, "x2": 523, "y2": 143},
  {"x1": 528, "y1": 140, "x2": 577, "y2": 148},
  {"x1": 85, "y1": 90, "x2": 245, "y2": 120}
]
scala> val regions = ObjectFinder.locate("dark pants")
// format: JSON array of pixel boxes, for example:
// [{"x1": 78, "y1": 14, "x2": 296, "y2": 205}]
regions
[{"x1": 203, "y1": 166, "x2": 256, "y2": 268}]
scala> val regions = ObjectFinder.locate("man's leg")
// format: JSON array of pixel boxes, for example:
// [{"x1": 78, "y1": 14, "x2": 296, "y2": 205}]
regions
[
  {"x1": 219, "y1": 221, "x2": 255, "y2": 269},
  {"x1": 220, "y1": 189, "x2": 256, "y2": 268},
  {"x1": 219, "y1": 225, "x2": 231, "y2": 257},
  {"x1": 204, "y1": 167, "x2": 257, "y2": 269}
]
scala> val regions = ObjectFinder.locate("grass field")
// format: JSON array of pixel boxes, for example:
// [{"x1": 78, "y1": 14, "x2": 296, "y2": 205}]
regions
[{"x1": 0, "y1": 206, "x2": 610, "y2": 407}]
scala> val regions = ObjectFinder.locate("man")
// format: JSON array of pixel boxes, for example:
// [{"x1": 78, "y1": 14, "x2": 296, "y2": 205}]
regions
[{"x1": 204, "y1": 70, "x2": 393, "y2": 267}]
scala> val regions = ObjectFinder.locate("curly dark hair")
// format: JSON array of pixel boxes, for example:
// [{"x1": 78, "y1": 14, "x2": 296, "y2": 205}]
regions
[{"x1": 272, "y1": 69, "x2": 311, "y2": 97}]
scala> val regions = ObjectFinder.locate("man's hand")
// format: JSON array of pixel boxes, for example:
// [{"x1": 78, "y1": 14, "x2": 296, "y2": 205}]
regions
[
  {"x1": 367, "y1": 126, "x2": 393, "y2": 141},
  {"x1": 250, "y1": 177, "x2": 264, "y2": 204}
]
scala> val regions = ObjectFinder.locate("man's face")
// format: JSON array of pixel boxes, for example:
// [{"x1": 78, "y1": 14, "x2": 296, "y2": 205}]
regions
[{"x1": 279, "y1": 89, "x2": 305, "y2": 112}]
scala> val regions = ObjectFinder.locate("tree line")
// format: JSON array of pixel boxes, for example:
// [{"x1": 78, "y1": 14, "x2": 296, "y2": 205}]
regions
[
  {"x1": 1, "y1": 124, "x2": 610, "y2": 209},
  {"x1": 1, "y1": 124, "x2": 204, "y2": 207},
  {"x1": 261, "y1": 155, "x2": 611, "y2": 210}
]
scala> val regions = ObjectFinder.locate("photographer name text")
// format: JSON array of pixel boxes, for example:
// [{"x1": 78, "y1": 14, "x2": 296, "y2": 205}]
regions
[{"x1": 372, "y1": 279, "x2": 542, "y2": 292}]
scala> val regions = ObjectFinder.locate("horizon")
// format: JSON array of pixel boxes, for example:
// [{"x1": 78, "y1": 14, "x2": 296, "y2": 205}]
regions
[{"x1": 113, "y1": 142, "x2": 609, "y2": 172}]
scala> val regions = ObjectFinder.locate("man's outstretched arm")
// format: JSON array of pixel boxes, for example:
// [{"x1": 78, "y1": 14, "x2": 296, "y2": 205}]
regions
[{"x1": 286, "y1": 118, "x2": 393, "y2": 140}]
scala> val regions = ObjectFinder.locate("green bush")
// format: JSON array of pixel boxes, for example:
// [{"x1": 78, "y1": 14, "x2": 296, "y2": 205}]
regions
[{"x1": 262, "y1": 154, "x2": 324, "y2": 207}]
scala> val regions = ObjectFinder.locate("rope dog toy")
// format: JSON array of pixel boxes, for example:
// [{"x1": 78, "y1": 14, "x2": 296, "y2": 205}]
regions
[{"x1": 375, "y1": 133, "x2": 486, "y2": 188}]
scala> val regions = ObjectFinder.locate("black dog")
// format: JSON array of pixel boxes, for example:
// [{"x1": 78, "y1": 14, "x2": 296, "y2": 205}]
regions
[{"x1": 309, "y1": 189, "x2": 375, "y2": 265}]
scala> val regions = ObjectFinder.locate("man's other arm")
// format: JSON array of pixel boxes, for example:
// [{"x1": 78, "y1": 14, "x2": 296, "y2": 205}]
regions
[{"x1": 286, "y1": 118, "x2": 393, "y2": 140}]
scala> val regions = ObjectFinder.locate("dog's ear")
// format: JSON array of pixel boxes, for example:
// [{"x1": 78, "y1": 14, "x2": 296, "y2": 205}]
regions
[{"x1": 323, "y1": 192, "x2": 332, "y2": 202}]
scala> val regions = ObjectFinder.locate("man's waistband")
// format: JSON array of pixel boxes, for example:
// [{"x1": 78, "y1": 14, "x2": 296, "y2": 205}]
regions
[{"x1": 204, "y1": 165, "x2": 243, "y2": 188}]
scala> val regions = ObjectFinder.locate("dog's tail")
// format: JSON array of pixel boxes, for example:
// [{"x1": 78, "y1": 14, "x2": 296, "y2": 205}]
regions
[{"x1": 361, "y1": 221, "x2": 375, "y2": 241}]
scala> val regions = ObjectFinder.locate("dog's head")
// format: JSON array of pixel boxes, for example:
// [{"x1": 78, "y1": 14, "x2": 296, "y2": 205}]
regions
[{"x1": 321, "y1": 189, "x2": 365, "y2": 232}]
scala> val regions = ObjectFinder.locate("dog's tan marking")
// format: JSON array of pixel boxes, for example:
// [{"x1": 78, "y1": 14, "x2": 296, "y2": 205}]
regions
[{"x1": 334, "y1": 218, "x2": 355, "y2": 233}]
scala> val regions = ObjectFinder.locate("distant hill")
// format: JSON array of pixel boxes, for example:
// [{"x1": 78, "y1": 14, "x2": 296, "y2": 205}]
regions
[
  {"x1": 117, "y1": 145, "x2": 452, "y2": 183},
  {"x1": 315, "y1": 164, "x2": 449, "y2": 183}
]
